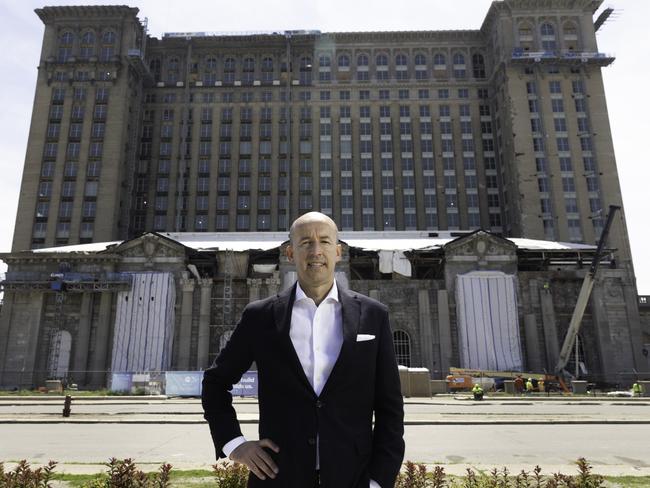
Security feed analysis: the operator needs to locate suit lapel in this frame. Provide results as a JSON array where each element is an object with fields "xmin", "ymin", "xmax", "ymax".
[
  {"xmin": 319, "ymin": 285, "xmax": 360, "ymax": 399},
  {"xmin": 272, "ymin": 284, "xmax": 315, "ymax": 395}
]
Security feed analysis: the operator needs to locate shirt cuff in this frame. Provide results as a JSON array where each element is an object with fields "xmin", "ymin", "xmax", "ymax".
[
  {"xmin": 370, "ymin": 479, "xmax": 381, "ymax": 488},
  {"xmin": 222, "ymin": 436, "xmax": 247, "ymax": 458}
]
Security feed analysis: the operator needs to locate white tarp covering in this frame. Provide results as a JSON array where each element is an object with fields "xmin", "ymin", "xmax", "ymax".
[
  {"xmin": 111, "ymin": 272, "xmax": 176, "ymax": 372},
  {"xmin": 456, "ymin": 271, "xmax": 523, "ymax": 371},
  {"xmin": 378, "ymin": 250, "xmax": 413, "ymax": 276}
]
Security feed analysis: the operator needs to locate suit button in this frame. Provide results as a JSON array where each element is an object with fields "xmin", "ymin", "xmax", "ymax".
[
  {"xmin": 316, "ymin": 400, "xmax": 323, "ymax": 408},
  {"xmin": 308, "ymin": 438, "xmax": 316, "ymax": 445}
]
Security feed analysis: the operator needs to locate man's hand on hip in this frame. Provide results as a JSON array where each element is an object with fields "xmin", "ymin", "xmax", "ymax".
[{"xmin": 230, "ymin": 439, "xmax": 280, "ymax": 480}]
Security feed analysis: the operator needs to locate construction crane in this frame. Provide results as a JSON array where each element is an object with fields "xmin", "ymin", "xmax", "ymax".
[{"xmin": 553, "ymin": 205, "xmax": 620, "ymax": 378}]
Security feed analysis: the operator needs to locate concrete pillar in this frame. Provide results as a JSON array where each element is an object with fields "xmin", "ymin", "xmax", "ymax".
[
  {"xmin": 622, "ymin": 283, "xmax": 646, "ymax": 371},
  {"xmin": 177, "ymin": 278, "xmax": 196, "ymax": 370},
  {"xmin": 197, "ymin": 279, "xmax": 213, "ymax": 370},
  {"xmin": 539, "ymin": 286, "xmax": 559, "ymax": 371},
  {"xmin": 248, "ymin": 278, "xmax": 261, "ymax": 302},
  {"xmin": 72, "ymin": 292, "xmax": 93, "ymax": 386},
  {"xmin": 0, "ymin": 292, "xmax": 44, "ymax": 388},
  {"xmin": 267, "ymin": 276, "xmax": 280, "ymax": 297},
  {"xmin": 0, "ymin": 291, "xmax": 16, "ymax": 385},
  {"xmin": 590, "ymin": 284, "xmax": 619, "ymax": 383},
  {"xmin": 523, "ymin": 313, "xmax": 543, "ymax": 372},
  {"xmin": 417, "ymin": 289, "xmax": 434, "ymax": 373},
  {"xmin": 89, "ymin": 291, "xmax": 113, "ymax": 389},
  {"xmin": 21, "ymin": 293, "xmax": 45, "ymax": 388},
  {"xmin": 437, "ymin": 290, "xmax": 453, "ymax": 374}
]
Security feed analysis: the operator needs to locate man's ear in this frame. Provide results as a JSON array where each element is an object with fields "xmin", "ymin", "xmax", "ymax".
[
  {"xmin": 286, "ymin": 244, "xmax": 294, "ymax": 263},
  {"xmin": 335, "ymin": 243, "xmax": 342, "ymax": 263}
]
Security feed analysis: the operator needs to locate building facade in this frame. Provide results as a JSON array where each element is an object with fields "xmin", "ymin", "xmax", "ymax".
[
  {"xmin": 0, "ymin": 231, "xmax": 647, "ymax": 389},
  {"xmin": 3, "ymin": 1, "xmax": 647, "ymax": 390},
  {"xmin": 11, "ymin": 1, "xmax": 634, "ymax": 272}
]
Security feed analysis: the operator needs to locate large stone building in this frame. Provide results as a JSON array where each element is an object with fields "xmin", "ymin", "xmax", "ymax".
[{"xmin": 2, "ymin": 1, "xmax": 648, "ymax": 389}]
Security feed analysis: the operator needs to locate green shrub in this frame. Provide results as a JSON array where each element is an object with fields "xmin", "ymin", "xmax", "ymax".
[
  {"xmin": 0, "ymin": 460, "xmax": 57, "ymax": 488},
  {"xmin": 394, "ymin": 458, "xmax": 605, "ymax": 488},
  {"xmin": 81, "ymin": 458, "xmax": 171, "ymax": 488},
  {"xmin": 212, "ymin": 462, "xmax": 249, "ymax": 488}
]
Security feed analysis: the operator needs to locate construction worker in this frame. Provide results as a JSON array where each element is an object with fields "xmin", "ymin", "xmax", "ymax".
[
  {"xmin": 514, "ymin": 375, "xmax": 524, "ymax": 394},
  {"xmin": 632, "ymin": 382, "xmax": 643, "ymax": 397},
  {"xmin": 526, "ymin": 378, "xmax": 534, "ymax": 393},
  {"xmin": 472, "ymin": 383, "xmax": 484, "ymax": 401}
]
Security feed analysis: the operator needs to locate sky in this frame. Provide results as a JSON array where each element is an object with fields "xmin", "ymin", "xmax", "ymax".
[{"xmin": 0, "ymin": 0, "xmax": 648, "ymax": 294}]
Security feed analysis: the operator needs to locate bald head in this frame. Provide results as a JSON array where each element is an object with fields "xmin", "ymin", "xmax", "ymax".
[{"xmin": 289, "ymin": 212, "xmax": 339, "ymax": 245}]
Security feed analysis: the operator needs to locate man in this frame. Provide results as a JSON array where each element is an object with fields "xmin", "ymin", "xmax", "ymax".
[{"xmin": 202, "ymin": 212, "xmax": 405, "ymax": 488}]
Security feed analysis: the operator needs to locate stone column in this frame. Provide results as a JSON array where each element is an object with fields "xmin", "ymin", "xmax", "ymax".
[
  {"xmin": 72, "ymin": 292, "xmax": 93, "ymax": 386},
  {"xmin": 418, "ymin": 289, "xmax": 434, "ymax": 373},
  {"xmin": 0, "ymin": 291, "xmax": 15, "ymax": 385},
  {"xmin": 437, "ymin": 290, "xmax": 453, "ymax": 375},
  {"xmin": 267, "ymin": 275, "xmax": 280, "ymax": 297},
  {"xmin": 590, "ymin": 283, "xmax": 619, "ymax": 383},
  {"xmin": 523, "ymin": 313, "xmax": 543, "ymax": 372},
  {"xmin": 539, "ymin": 286, "xmax": 559, "ymax": 371},
  {"xmin": 89, "ymin": 291, "xmax": 113, "ymax": 389},
  {"xmin": 248, "ymin": 278, "xmax": 261, "ymax": 302},
  {"xmin": 177, "ymin": 278, "xmax": 196, "ymax": 371},
  {"xmin": 197, "ymin": 279, "xmax": 213, "ymax": 370},
  {"xmin": 21, "ymin": 293, "xmax": 46, "ymax": 388}
]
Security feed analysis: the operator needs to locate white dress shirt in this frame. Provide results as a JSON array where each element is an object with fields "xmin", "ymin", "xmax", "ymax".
[{"xmin": 223, "ymin": 281, "xmax": 380, "ymax": 488}]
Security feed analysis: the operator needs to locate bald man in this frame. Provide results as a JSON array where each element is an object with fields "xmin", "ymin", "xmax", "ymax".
[{"xmin": 202, "ymin": 212, "xmax": 404, "ymax": 488}]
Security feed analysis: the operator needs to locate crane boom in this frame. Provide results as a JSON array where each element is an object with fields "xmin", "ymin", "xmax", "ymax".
[{"xmin": 553, "ymin": 205, "xmax": 620, "ymax": 375}]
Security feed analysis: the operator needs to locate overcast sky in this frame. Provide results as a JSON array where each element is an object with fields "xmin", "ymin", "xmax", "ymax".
[{"xmin": 0, "ymin": 0, "xmax": 648, "ymax": 294}]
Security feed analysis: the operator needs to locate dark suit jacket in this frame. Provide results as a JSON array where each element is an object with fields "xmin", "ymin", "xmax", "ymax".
[{"xmin": 202, "ymin": 282, "xmax": 405, "ymax": 488}]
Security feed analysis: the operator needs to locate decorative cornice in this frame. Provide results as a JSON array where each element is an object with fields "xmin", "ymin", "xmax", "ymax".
[{"xmin": 35, "ymin": 6, "xmax": 139, "ymax": 24}]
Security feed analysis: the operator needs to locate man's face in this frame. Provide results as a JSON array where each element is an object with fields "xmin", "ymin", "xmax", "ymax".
[{"xmin": 286, "ymin": 219, "xmax": 341, "ymax": 291}]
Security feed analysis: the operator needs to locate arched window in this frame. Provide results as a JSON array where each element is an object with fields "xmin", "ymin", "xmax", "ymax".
[
  {"xmin": 414, "ymin": 53, "xmax": 428, "ymax": 80},
  {"xmin": 100, "ymin": 30, "xmax": 116, "ymax": 62},
  {"xmin": 395, "ymin": 53, "xmax": 409, "ymax": 80},
  {"xmin": 60, "ymin": 31, "xmax": 74, "ymax": 45},
  {"xmin": 338, "ymin": 54, "xmax": 350, "ymax": 68},
  {"xmin": 80, "ymin": 31, "xmax": 95, "ymax": 60},
  {"xmin": 300, "ymin": 56, "xmax": 312, "ymax": 69},
  {"xmin": 58, "ymin": 31, "xmax": 74, "ymax": 63},
  {"xmin": 299, "ymin": 56, "xmax": 312, "ymax": 84},
  {"xmin": 262, "ymin": 57, "xmax": 274, "ymax": 71},
  {"xmin": 540, "ymin": 22, "xmax": 557, "ymax": 51},
  {"xmin": 102, "ymin": 31, "xmax": 116, "ymax": 44},
  {"xmin": 376, "ymin": 53, "xmax": 388, "ymax": 66},
  {"xmin": 205, "ymin": 57, "xmax": 217, "ymax": 70},
  {"xmin": 393, "ymin": 330, "xmax": 411, "ymax": 367},
  {"xmin": 168, "ymin": 57, "xmax": 179, "ymax": 70},
  {"xmin": 453, "ymin": 53, "xmax": 466, "ymax": 78},
  {"xmin": 224, "ymin": 57, "xmax": 236, "ymax": 71},
  {"xmin": 150, "ymin": 58, "xmax": 161, "ymax": 81},
  {"xmin": 261, "ymin": 57, "xmax": 274, "ymax": 84},
  {"xmin": 319, "ymin": 55, "xmax": 331, "ymax": 67},
  {"xmin": 357, "ymin": 54, "xmax": 369, "ymax": 66},
  {"xmin": 433, "ymin": 53, "xmax": 446, "ymax": 68},
  {"xmin": 243, "ymin": 57, "xmax": 255, "ymax": 71},
  {"xmin": 472, "ymin": 53, "xmax": 486, "ymax": 79}
]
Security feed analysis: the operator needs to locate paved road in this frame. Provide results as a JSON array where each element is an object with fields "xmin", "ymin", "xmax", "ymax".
[
  {"xmin": 1, "ymin": 422, "xmax": 649, "ymax": 476},
  {"xmin": 1, "ymin": 397, "xmax": 649, "ymax": 423}
]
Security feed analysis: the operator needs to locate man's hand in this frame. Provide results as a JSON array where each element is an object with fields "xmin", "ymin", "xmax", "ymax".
[{"xmin": 230, "ymin": 439, "xmax": 280, "ymax": 480}]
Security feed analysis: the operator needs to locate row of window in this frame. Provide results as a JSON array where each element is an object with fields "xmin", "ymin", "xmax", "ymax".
[
  {"xmin": 57, "ymin": 30, "xmax": 116, "ymax": 63},
  {"xmin": 152, "ymin": 52, "xmax": 486, "ymax": 73}
]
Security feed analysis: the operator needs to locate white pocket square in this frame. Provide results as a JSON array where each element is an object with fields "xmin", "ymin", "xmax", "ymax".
[{"xmin": 356, "ymin": 334, "xmax": 375, "ymax": 342}]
